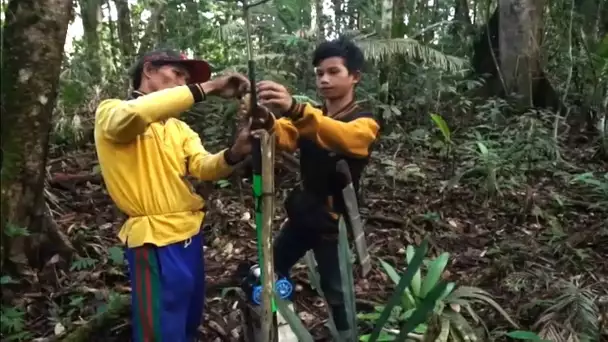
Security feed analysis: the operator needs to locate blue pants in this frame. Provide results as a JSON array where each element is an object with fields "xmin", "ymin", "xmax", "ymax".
[{"xmin": 125, "ymin": 232, "xmax": 205, "ymax": 342}]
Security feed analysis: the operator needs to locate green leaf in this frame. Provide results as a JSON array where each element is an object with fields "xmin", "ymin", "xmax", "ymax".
[
  {"xmin": 379, "ymin": 258, "xmax": 401, "ymax": 285},
  {"xmin": 304, "ymin": 252, "xmax": 340, "ymax": 340},
  {"xmin": 430, "ymin": 114, "xmax": 451, "ymax": 143},
  {"xmin": 360, "ymin": 331, "xmax": 396, "ymax": 341},
  {"xmin": 108, "ymin": 246, "xmax": 125, "ymax": 265},
  {"xmin": 437, "ymin": 282, "xmax": 456, "ymax": 302},
  {"xmin": 476, "ymin": 141, "xmax": 489, "ymax": 157},
  {"xmin": 505, "ymin": 330, "xmax": 550, "ymax": 341},
  {"xmin": 394, "ymin": 281, "xmax": 449, "ymax": 342},
  {"xmin": 406, "ymin": 246, "xmax": 422, "ymax": 298},
  {"xmin": 420, "ymin": 252, "xmax": 449, "ymax": 298},
  {"xmin": 275, "ymin": 298, "xmax": 315, "ymax": 342},
  {"xmin": 368, "ymin": 239, "xmax": 428, "ymax": 342},
  {"xmin": 338, "ymin": 217, "xmax": 359, "ymax": 338},
  {"xmin": 0, "ymin": 275, "xmax": 18, "ymax": 285}
]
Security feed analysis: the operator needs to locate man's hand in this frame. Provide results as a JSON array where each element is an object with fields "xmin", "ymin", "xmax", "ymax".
[
  {"xmin": 227, "ymin": 117, "xmax": 264, "ymax": 162},
  {"xmin": 204, "ymin": 73, "xmax": 250, "ymax": 99},
  {"xmin": 256, "ymin": 80, "xmax": 294, "ymax": 114},
  {"xmin": 239, "ymin": 93, "xmax": 274, "ymax": 130}
]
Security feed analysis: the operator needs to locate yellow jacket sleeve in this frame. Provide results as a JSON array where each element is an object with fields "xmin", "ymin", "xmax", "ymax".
[
  {"xmin": 288, "ymin": 103, "xmax": 379, "ymax": 157},
  {"xmin": 181, "ymin": 123, "xmax": 235, "ymax": 181},
  {"xmin": 95, "ymin": 86, "xmax": 196, "ymax": 143},
  {"xmin": 270, "ymin": 117, "xmax": 300, "ymax": 153}
]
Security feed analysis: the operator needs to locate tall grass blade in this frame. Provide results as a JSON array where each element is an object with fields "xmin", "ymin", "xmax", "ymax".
[
  {"xmin": 275, "ymin": 297, "xmax": 315, "ymax": 342},
  {"xmin": 338, "ymin": 216, "xmax": 359, "ymax": 338},
  {"xmin": 304, "ymin": 252, "xmax": 341, "ymax": 340}
]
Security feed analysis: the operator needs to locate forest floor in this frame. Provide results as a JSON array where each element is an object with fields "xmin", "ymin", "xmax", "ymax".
[{"xmin": 9, "ymin": 136, "xmax": 607, "ymax": 342}]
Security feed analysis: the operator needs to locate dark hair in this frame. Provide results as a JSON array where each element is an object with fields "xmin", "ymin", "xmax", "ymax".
[
  {"xmin": 311, "ymin": 36, "xmax": 364, "ymax": 73},
  {"xmin": 129, "ymin": 47, "xmax": 181, "ymax": 89}
]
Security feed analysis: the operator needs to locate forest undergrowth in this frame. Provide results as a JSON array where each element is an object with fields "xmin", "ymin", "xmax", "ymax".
[{"xmin": 1, "ymin": 96, "xmax": 606, "ymax": 341}]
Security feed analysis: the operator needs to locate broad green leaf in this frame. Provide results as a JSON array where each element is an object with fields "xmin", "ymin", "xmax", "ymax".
[
  {"xmin": 394, "ymin": 281, "xmax": 448, "ymax": 342},
  {"xmin": 505, "ymin": 330, "xmax": 550, "ymax": 341},
  {"xmin": 360, "ymin": 331, "xmax": 396, "ymax": 341},
  {"xmin": 108, "ymin": 246, "xmax": 125, "ymax": 265},
  {"xmin": 437, "ymin": 282, "xmax": 456, "ymax": 302},
  {"xmin": 420, "ymin": 252, "xmax": 449, "ymax": 298},
  {"xmin": 379, "ymin": 258, "xmax": 401, "ymax": 285},
  {"xmin": 430, "ymin": 113, "xmax": 451, "ymax": 143},
  {"xmin": 476, "ymin": 141, "xmax": 489, "ymax": 157}
]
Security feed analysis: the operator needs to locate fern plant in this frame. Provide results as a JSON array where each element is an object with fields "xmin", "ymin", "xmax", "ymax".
[{"xmin": 530, "ymin": 281, "xmax": 601, "ymax": 342}]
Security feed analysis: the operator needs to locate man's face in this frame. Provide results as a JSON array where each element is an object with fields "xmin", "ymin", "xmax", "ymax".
[
  {"xmin": 144, "ymin": 63, "xmax": 190, "ymax": 92},
  {"xmin": 314, "ymin": 57, "xmax": 360, "ymax": 100}
]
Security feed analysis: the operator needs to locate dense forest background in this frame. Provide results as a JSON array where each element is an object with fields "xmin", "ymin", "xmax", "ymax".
[{"xmin": 1, "ymin": 0, "xmax": 607, "ymax": 341}]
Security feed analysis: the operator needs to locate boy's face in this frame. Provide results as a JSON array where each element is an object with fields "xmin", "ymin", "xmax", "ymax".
[{"xmin": 314, "ymin": 57, "xmax": 360, "ymax": 100}]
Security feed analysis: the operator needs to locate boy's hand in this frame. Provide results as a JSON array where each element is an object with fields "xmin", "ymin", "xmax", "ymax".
[
  {"xmin": 256, "ymin": 80, "xmax": 294, "ymax": 114},
  {"xmin": 204, "ymin": 73, "xmax": 250, "ymax": 99}
]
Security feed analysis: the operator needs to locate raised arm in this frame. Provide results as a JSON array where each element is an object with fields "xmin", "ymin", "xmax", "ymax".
[
  {"xmin": 95, "ymin": 85, "xmax": 208, "ymax": 143},
  {"xmin": 287, "ymin": 103, "xmax": 379, "ymax": 157}
]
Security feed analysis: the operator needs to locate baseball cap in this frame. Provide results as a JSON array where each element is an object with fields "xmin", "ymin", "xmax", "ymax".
[{"xmin": 130, "ymin": 48, "xmax": 212, "ymax": 86}]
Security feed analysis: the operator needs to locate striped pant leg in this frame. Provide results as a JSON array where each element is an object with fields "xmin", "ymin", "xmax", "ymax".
[{"xmin": 126, "ymin": 238, "xmax": 202, "ymax": 342}]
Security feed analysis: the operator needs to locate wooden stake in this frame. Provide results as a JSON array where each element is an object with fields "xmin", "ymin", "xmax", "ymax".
[{"xmin": 259, "ymin": 129, "xmax": 277, "ymax": 342}]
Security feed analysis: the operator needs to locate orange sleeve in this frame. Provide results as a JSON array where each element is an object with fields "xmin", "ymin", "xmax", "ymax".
[
  {"xmin": 266, "ymin": 116, "xmax": 300, "ymax": 153},
  {"xmin": 287, "ymin": 103, "xmax": 379, "ymax": 157}
]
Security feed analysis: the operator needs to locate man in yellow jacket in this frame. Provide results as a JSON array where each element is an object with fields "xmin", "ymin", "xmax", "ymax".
[{"xmin": 94, "ymin": 49, "xmax": 252, "ymax": 342}]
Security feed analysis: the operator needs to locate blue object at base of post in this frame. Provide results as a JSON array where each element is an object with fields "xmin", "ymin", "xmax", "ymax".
[{"xmin": 251, "ymin": 278, "xmax": 294, "ymax": 305}]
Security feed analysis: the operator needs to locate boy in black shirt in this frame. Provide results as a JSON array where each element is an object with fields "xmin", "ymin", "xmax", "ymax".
[{"xmin": 242, "ymin": 37, "xmax": 379, "ymax": 338}]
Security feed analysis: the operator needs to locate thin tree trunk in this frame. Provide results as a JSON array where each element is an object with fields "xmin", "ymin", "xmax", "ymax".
[
  {"xmin": 79, "ymin": 0, "xmax": 103, "ymax": 81},
  {"xmin": 0, "ymin": 0, "xmax": 75, "ymax": 275},
  {"xmin": 136, "ymin": 3, "xmax": 166, "ymax": 56},
  {"xmin": 114, "ymin": 0, "xmax": 134, "ymax": 64}
]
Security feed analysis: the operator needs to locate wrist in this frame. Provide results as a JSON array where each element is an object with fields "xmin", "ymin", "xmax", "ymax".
[
  {"xmin": 199, "ymin": 80, "xmax": 217, "ymax": 96},
  {"xmin": 224, "ymin": 146, "xmax": 244, "ymax": 166},
  {"xmin": 282, "ymin": 97, "xmax": 300, "ymax": 119}
]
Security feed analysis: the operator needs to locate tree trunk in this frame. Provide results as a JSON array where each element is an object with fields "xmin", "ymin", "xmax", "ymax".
[
  {"xmin": 0, "ymin": 0, "xmax": 75, "ymax": 275},
  {"xmin": 312, "ymin": 0, "xmax": 323, "ymax": 42},
  {"xmin": 79, "ymin": 0, "xmax": 103, "ymax": 81},
  {"xmin": 114, "ymin": 0, "xmax": 134, "ymax": 65},
  {"xmin": 391, "ymin": 0, "xmax": 406, "ymax": 38},
  {"xmin": 136, "ymin": 3, "xmax": 166, "ymax": 57},
  {"xmin": 499, "ymin": 0, "xmax": 546, "ymax": 107}
]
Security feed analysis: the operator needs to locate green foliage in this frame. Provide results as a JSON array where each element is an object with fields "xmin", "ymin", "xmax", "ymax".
[
  {"xmin": 361, "ymin": 243, "xmax": 519, "ymax": 341},
  {"xmin": 0, "ymin": 306, "xmax": 32, "ymax": 341},
  {"xmin": 30, "ymin": 0, "xmax": 608, "ymax": 341},
  {"xmin": 506, "ymin": 330, "xmax": 551, "ymax": 341},
  {"xmin": 70, "ymin": 256, "xmax": 98, "ymax": 271}
]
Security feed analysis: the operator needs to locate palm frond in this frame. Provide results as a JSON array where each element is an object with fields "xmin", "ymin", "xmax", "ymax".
[
  {"xmin": 355, "ymin": 38, "xmax": 468, "ymax": 72},
  {"xmin": 533, "ymin": 281, "xmax": 600, "ymax": 342}
]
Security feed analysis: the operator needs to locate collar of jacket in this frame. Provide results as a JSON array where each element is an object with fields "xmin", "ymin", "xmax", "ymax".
[
  {"xmin": 127, "ymin": 90, "xmax": 146, "ymax": 100},
  {"xmin": 322, "ymin": 99, "xmax": 359, "ymax": 120}
]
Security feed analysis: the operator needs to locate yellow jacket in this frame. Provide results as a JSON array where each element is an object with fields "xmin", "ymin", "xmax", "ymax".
[{"xmin": 94, "ymin": 86, "xmax": 236, "ymax": 248}]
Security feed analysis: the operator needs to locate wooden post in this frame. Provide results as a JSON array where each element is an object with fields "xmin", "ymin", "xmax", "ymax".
[{"xmin": 259, "ymin": 129, "xmax": 277, "ymax": 342}]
